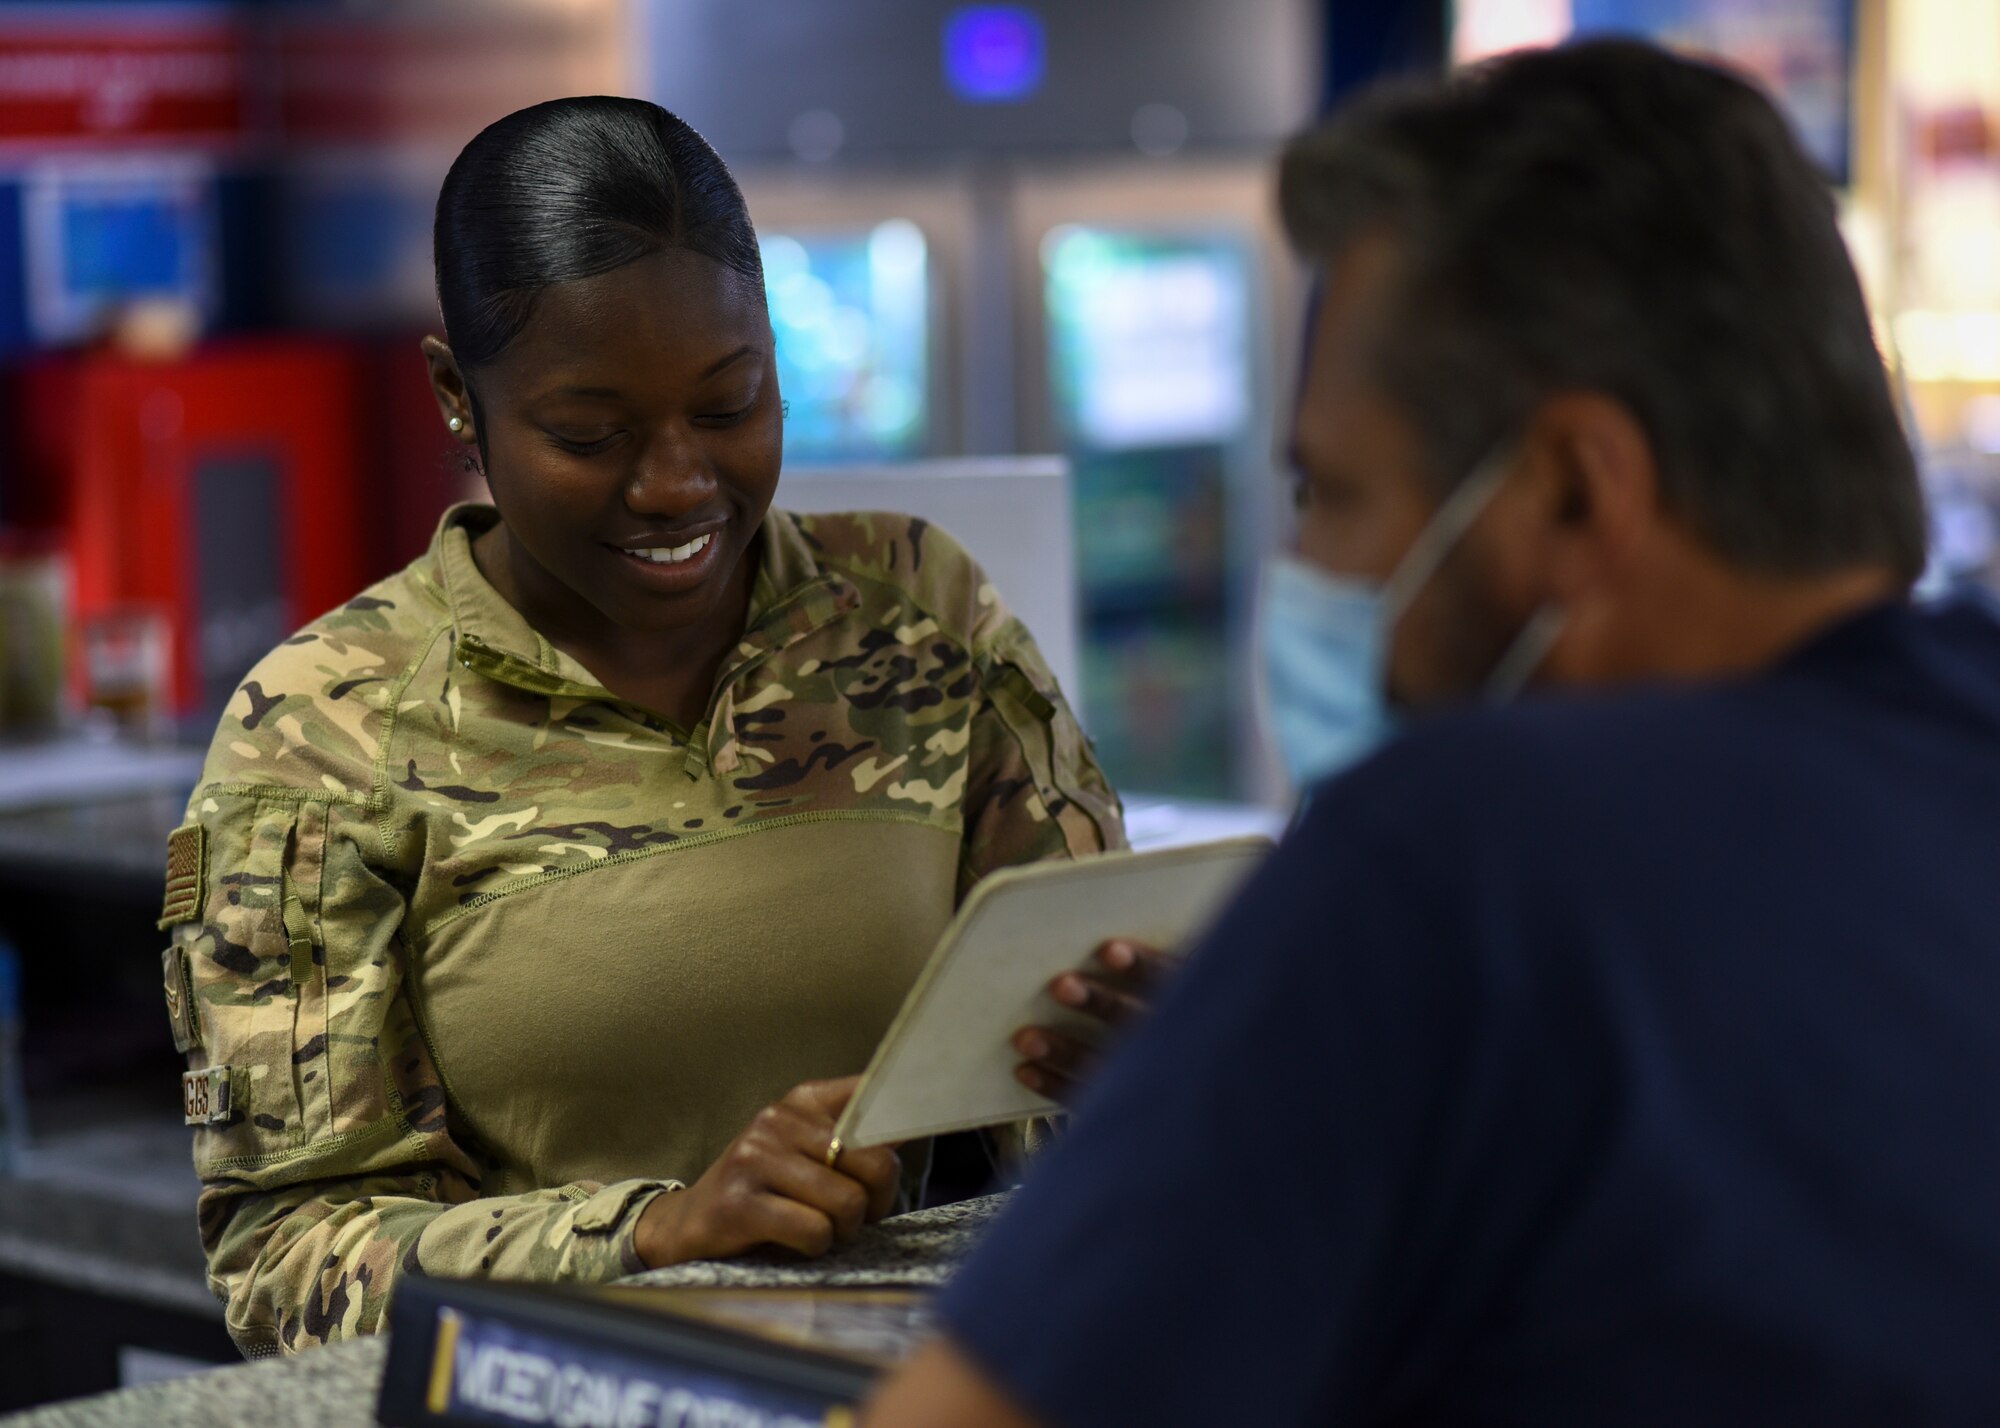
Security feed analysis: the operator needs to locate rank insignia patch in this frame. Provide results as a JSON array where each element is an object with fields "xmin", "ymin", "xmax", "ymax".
[
  {"xmin": 159, "ymin": 824, "xmax": 205, "ymax": 929},
  {"xmin": 162, "ymin": 944, "xmax": 201, "ymax": 1054},
  {"xmin": 182, "ymin": 1065, "xmax": 234, "ymax": 1127}
]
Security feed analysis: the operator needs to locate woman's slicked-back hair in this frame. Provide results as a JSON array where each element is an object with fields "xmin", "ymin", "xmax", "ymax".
[{"xmin": 434, "ymin": 96, "xmax": 762, "ymax": 372}]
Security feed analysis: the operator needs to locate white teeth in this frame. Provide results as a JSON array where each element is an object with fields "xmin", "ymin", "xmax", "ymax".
[{"xmin": 630, "ymin": 533, "xmax": 713, "ymax": 565}]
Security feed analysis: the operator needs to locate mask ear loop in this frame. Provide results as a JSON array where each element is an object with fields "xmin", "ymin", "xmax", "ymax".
[
  {"xmin": 1377, "ymin": 444, "xmax": 1564, "ymax": 703},
  {"xmin": 1484, "ymin": 604, "xmax": 1564, "ymax": 703},
  {"xmin": 1379, "ymin": 444, "xmax": 1518, "ymax": 628}
]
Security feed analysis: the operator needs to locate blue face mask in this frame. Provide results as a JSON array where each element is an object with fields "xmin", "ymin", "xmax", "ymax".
[{"xmin": 1259, "ymin": 449, "xmax": 1565, "ymax": 794}]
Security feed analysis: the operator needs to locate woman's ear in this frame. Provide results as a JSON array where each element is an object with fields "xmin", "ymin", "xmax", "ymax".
[{"xmin": 421, "ymin": 336, "xmax": 480, "ymax": 448}]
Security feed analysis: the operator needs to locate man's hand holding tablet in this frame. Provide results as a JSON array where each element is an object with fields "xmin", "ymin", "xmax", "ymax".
[{"xmin": 1012, "ymin": 939, "xmax": 1178, "ymax": 1103}]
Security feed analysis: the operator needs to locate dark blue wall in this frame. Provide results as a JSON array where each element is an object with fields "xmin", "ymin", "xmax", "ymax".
[{"xmin": 1321, "ymin": 0, "xmax": 1447, "ymax": 110}]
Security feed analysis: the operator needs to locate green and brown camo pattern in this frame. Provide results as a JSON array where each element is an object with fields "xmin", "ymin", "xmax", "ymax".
[{"xmin": 166, "ymin": 503, "xmax": 1124, "ymax": 1357}]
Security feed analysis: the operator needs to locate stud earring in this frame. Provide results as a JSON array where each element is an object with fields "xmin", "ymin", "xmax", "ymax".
[{"xmin": 448, "ymin": 416, "xmax": 465, "ymax": 433}]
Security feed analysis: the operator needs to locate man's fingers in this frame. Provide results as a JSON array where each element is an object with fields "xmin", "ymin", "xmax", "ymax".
[
  {"xmin": 1096, "ymin": 938, "xmax": 1178, "ymax": 986},
  {"xmin": 1021, "ymin": 946, "xmax": 1176, "ymax": 1097},
  {"xmin": 1014, "ymin": 1060, "xmax": 1070, "ymax": 1101},
  {"xmin": 1013, "ymin": 1025, "xmax": 1095, "ymax": 1081},
  {"xmin": 1012, "ymin": 1027, "xmax": 1093, "ymax": 1106},
  {"xmin": 1048, "ymin": 971, "xmax": 1149, "ymax": 1025}
]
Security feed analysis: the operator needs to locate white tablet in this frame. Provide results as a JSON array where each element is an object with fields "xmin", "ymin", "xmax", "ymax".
[{"xmin": 834, "ymin": 837, "xmax": 1274, "ymax": 1149}]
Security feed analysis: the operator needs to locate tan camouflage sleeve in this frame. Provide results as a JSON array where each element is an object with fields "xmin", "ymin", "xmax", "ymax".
[
  {"xmin": 171, "ymin": 788, "xmax": 677, "ymax": 1357},
  {"xmin": 956, "ymin": 618, "xmax": 1125, "ymax": 1169},
  {"xmin": 958, "ymin": 615, "xmax": 1128, "ymax": 897}
]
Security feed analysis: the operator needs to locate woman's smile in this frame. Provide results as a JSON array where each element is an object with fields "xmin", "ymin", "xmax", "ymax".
[{"xmin": 605, "ymin": 521, "xmax": 727, "ymax": 593}]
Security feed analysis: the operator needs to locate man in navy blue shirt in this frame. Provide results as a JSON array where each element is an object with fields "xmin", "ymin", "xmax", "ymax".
[{"xmin": 865, "ymin": 40, "xmax": 2000, "ymax": 1427}]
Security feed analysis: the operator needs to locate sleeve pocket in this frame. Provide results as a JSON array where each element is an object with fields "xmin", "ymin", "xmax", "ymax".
[
  {"xmin": 981, "ymin": 627, "xmax": 1125, "ymax": 857},
  {"xmin": 185, "ymin": 801, "xmax": 325, "ymax": 1167}
]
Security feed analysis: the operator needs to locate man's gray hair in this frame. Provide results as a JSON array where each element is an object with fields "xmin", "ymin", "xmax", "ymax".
[{"xmin": 1279, "ymin": 39, "xmax": 1927, "ymax": 583}]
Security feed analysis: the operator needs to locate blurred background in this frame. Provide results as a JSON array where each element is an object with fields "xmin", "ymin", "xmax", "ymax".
[{"xmin": 0, "ymin": 0, "xmax": 1995, "ymax": 1407}]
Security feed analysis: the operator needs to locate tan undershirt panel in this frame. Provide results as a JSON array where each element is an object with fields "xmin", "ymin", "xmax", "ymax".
[{"xmin": 414, "ymin": 818, "xmax": 960, "ymax": 1191}]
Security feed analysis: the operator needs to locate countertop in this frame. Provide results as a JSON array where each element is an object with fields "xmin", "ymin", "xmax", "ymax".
[{"xmin": 3, "ymin": 1193, "xmax": 1005, "ymax": 1428}]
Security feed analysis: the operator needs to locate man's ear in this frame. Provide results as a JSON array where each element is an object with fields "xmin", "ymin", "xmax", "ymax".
[
  {"xmin": 421, "ymin": 336, "xmax": 480, "ymax": 449},
  {"xmin": 1516, "ymin": 391, "xmax": 1660, "ymax": 603}
]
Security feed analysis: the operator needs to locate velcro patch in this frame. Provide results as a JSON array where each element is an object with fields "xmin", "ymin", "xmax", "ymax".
[
  {"xmin": 159, "ymin": 824, "xmax": 206, "ymax": 929},
  {"xmin": 162, "ymin": 944, "xmax": 201, "ymax": 1054},
  {"xmin": 181, "ymin": 1065, "xmax": 234, "ymax": 1127}
]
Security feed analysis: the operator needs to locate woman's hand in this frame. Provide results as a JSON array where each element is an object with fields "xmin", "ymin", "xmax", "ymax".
[
  {"xmin": 635, "ymin": 1075, "xmax": 900, "ymax": 1268},
  {"xmin": 1011, "ymin": 939, "xmax": 1178, "ymax": 1105}
]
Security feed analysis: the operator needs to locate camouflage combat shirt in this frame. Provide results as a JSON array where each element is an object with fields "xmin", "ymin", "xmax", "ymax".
[{"xmin": 161, "ymin": 503, "xmax": 1124, "ymax": 1357}]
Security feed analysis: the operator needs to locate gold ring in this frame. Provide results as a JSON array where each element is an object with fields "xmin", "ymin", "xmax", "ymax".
[{"xmin": 824, "ymin": 1135, "xmax": 843, "ymax": 1169}]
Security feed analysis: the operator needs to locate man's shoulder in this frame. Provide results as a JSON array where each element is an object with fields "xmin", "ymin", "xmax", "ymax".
[
  {"xmin": 1337, "ymin": 594, "xmax": 2000, "ymax": 824},
  {"xmin": 785, "ymin": 509, "xmax": 1007, "ymax": 651},
  {"xmin": 1307, "ymin": 681, "xmax": 1746, "ymax": 849}
]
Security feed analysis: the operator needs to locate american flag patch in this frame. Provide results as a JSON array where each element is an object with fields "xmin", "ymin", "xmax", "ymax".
[{"xmin": 159, "ymin": 823, "xmax": 206, "ymax": 928}]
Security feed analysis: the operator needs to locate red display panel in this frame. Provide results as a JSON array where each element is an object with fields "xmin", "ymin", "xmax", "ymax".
[
  {"xmin": 0, "ymin": 18, "xmax": 249, "ymax": 149},
  {"xmin": 15, "ymin": 340, "xmax": 369, "ymax": 719}
]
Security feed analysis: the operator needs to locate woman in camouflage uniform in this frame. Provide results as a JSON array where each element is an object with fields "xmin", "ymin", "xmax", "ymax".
[{"xmin": 160, "ymin": 97, "xmax": 1125, "ymax": 1357}]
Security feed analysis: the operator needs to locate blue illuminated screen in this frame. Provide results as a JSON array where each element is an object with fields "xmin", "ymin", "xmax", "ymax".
[
  {"xmin": 944, "ymin": 5, "xmax": 1046, "ymax": 103},
  {"xmin": 63, "ymin": 194, "xmax": 189, "ymax": 295},
  {"xmin": 1044, "ymin": 227, "xmax": 1252, "ymax": 453},
  {"xmin": 762, "ymin": 222, "xmax": 931, "ymax": 462}
]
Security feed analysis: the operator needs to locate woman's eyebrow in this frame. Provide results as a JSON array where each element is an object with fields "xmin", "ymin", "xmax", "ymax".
[
  {"xmin": 699, "ymin": 344, "xmax": 759, "ymax": 378},
  {"xmin": 531, "ymin": 345, "xmax": 761, "ymax": 403}
]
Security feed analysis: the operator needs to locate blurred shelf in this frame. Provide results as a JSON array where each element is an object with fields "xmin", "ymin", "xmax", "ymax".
[
  {"xmin": 1121, "ymin": 793, "xmax": 1285, "ymax": 851},
  {"xmin": 0, "ymin": 739, "xmax": 204, "ymax": 815},
  {"xmin": 0, "ymin": 790, "xmax": 191, "ymax": 895},
  {"xmin": 0, "ymin": 1096, "xmax": 233, "ymax": 1412},
  {"xmin": 0, "ymin": 738, "xmax": 199, "ymax": 895},
  {"xmin": 1, "ymin": 1088, "xmax": 213, "ymax": 1319}
]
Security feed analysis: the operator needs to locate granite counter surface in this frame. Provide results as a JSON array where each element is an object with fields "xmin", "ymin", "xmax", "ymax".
[{"xmin": 3, "ymin": 1193, "xmax": 1005, "ymax": 1428}]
